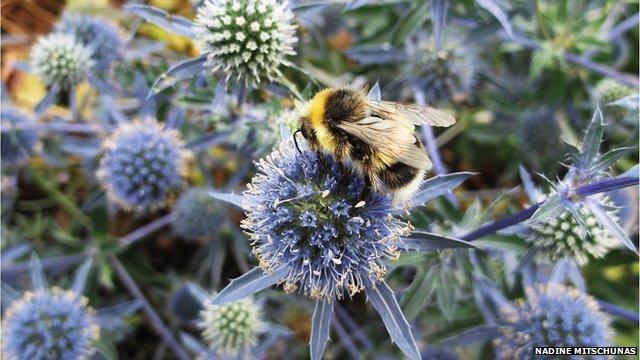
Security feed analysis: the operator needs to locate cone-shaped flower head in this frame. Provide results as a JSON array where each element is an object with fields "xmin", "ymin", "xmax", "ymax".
[
  {"xmin": 198, "ymin": 298, "xmax": 263, "ymax": 357},
  {"xmin": 242, "ymin": 141, "xmax": 409, "ymax": 301},
  {"xmin": 528, "ymin": 198, "xmax": 618, "ymax": 265},
  {"xmin": 1, "ymin": 106, "xmax": 38, "ymax": 166},
  {"xmin": 2, "ymin": 287, "xmax": 100, "ymax": 360},
  {"xmin": 54, "ymin": 14, "xmax": 124, "ymax": 64},
  {"xmin": 29, "ymin": 33, "xmax": 94, "ymax": 88},
  {"xmin": 194, "ymin": 0, "xmax": 297, "ymax": 84},
  {"xmin": 405, "ymin": 32, "xmax": 477, "ymax": 103},
  {"xmin": 97, "ymin": 119, "xmax": 190, "ymax": 212},
  {"xmin": 172, "ymin": 188, "xmax": 226, "ymax": 240},
  {"xmin": 495, "ymin": 284, "xmax": 611, "ymax": 359}
]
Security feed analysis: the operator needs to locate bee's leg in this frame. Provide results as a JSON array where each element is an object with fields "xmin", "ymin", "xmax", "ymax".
[{"xmin": 360, "ymin": 174, "xmax": 374, "ymax": 200}]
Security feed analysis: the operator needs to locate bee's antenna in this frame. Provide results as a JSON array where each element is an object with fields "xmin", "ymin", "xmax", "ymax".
[{"xmin": 293, "ymin": 129, "xmax": 303, "ymax": 154}]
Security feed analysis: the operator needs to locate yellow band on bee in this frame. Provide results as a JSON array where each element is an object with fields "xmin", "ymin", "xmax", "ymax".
[{"xmin": 308, "ymin": 89, "xmax": 338, "ymax": 152}]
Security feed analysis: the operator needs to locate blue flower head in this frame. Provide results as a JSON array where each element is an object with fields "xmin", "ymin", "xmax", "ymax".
[
  {"xmin": 54, "ymin": 13, "xmax": 124, "ymax": 65},
  {"xmin": 29, "ymin": 33, "xmax": 94, "ymax": 88},
  {"xmin": 495, "ymin": 283, "xmax": 611, "ymax": 359},
  {"xmin": 97, "ymin": 118, "xmax": 191, "ymax": 212},
  {"xmin": 1, "ymin": 106, "xmax": 38, "ymax": 166},
  {"xmin": 172, "ymin": 188, "xmax": 227, "ymax": 240},
  {"xmin": 517, "ymin": 107, "xmax": 563, "ymax": 163},
  {"xmin": 2, "ymin": 287, "xmax": 100, "ymax": 360},
  {"xmin": 242, "ymin": 141, "xmax": 409, "ymax": 301}
]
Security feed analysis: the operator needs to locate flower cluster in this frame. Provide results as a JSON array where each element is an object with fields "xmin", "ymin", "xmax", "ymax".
[
  {"xmin": 517, "ymin": 107, "xmax": 562, "ymax": 163},
  {"xmin": 527, "ymin": 199, "xmax": 619, "ymax": 265},
  {"xmin": 198, "ymin": 297, "xmax": 263, "ymax": 357},
  {"xmin": 29, "ymin": 33, "xmax": 94, "ymax": 88},
  {"xmin": 54, "ymin": 14, "xmax": 124, "ymax": 65},
  {"xmin": 97, "ymin": 119, "xmax": 190, "ymax": 212},
  {"xmin": 1, "ymin": 106, "xmax": 38, "ymax": 166},
  {"xmin": 193, "ymin": 0, "xmax": 297, "ymax": 84},
  {"xmin": 2, "ymin": 287, "xmax": 100, "ymax": 360},
  {"xmin": 495, "ymin": 283, "xmax": 611, "ymax": 359},
  {"xmin": 172, "ymin": 188, "xmax": 226, "ymax": 240},
  {"xmin": 242, "ymin": 141, "xmax": 409, "ymax": 301}
]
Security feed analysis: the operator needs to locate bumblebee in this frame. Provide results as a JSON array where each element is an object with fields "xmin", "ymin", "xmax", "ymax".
[{"xmin": 296, "ymin": 87, "xmax": 455, "ymax": 204}]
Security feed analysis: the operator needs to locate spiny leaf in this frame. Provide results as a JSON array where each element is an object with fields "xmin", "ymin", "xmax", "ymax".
[
  {"xmin": 401, "ymin": 232, "xmax": 480, "ymax": 251},
  {"xmin": 71, "ymin": 259, "xmax": 93, "ymax": 294},
  {"xmin": 125, "ymin": 4, "xmax": 196, "ymax": 38},
  {"xmin": 528, "ymin": 194, "xmax": 565, "ymax": 224},
  {"xmin": 476, "ymin": 0, "xmax": 514, "ymax": 38},
  {"xmin": 29, "ymin": 253, "xmax": 47, "ymax": 291},
  {"xmin": 212, "ymin": 267, "xmax": 283, "ymax": 305},
  {"xmin": 439, "ymin": 325, "xmax": 502, "ymax": 346},
  {"xmin": 587, "ymin": 200, "xmax": 638, "ymax": 254},
  {"xmin": 580, "ymin": 105, "xmax": 605, "ymax": 168},
  {"xmin": 411, "ymin": 172, "xmax": 475, "ymax": 208},
  {"xmin": 149, "ymin": 56, "xmax": 207, "ymax": 96},
  {"xmin": 400, "ymin": 266, "xmax": 438, "ymax": 321},
  {"xmin": 365, "ymin": 281, "xmax": 420, "ymax": 360},
  {"xmin": 208, "ymin": 191, "xmax": 244, "ymax": 209},
  {"xmin": 310, "ymin": 300, "xmax": 333, "ymax": 360}
]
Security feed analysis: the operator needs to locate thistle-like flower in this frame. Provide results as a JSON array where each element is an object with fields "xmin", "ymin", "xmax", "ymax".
[
  {"xmin": 242, "ymin": 141, "xmax": 409, "ymax": 301},
  {"xmin": 1, "ymin": 257, "xmax": 138, "ymax": 360},
  {"xmin": 193, "ymin": 0, "xmax": 297, "ymax": 84},
  {"xmin": 54, "ymin": 13, "xmax": 124, "ymax": 65},
  {"xmin": 495, "ymin": 283, "xmax": 611, "ymax": 359},
  {"xmin": 593, "ymin": 79, "xmax": 635, "ymax": 120},
  {"xmin": 2, "ymin": 287, "xmax": 100, "ymax": 360},
  {"xmin": 527, "ymin": 199, "xmax": 619, "ymax": 265},
  {"xmin": 405, "ymin": 32, "xmax": 477, "ymax": 103},
  {"xmin": 29, "ymin": 33, "xmax": 94, "ymax": 88},
  {"xmin": 172, "ymin": 188, "xmax": 226, "ymax": 240},
  {"xmin": 198, "ymin": 297, "xmax": 263, "ymax": 357},
  {"xmin": 1, "ymin": 106, "xmax": 38, "ymax": 166},
  {"xmin": 97, "ymin": 119, "xmax": 190, "ymax": 212}
]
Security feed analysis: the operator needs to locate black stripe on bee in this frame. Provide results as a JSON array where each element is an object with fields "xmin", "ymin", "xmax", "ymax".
[
  {"xmin": 379, "ymin": 162, "xmax": 419, "ymax": 190},
  {"xmin": 323, "ymin": 88, "xmax": 366, "ymax": 124}
]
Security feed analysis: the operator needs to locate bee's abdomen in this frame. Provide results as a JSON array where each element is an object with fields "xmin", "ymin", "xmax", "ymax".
[{"xmin": 378, "ymin": 162, "xmax": 420, "ymax": 190}]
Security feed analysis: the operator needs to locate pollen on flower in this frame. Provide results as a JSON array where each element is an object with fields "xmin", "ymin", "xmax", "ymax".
[
  {"xmin": 193, "ymin": 0, "xmax": 297, "ymax": 84},
  {"xmin": 241, "ymin": 141, "xmax": 407, "ymax": 301}
]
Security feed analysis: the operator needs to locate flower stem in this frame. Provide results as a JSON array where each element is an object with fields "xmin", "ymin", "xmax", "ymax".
[
  {"xmin": 110, "ymin": 255, "xmax": 190, "ymax": 360},
  {"xmin": 461, "ymin": 176, "xmax": 639, "ymax": 241}
]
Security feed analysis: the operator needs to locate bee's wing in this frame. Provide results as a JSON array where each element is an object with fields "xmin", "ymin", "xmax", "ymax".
[
  {"xmin": 366, "ymin": 100, "xmax": 456, "ymax": 127},
  {"xmin": 337, "ymin": 117, "xmax": 432, "ymax": 170}
]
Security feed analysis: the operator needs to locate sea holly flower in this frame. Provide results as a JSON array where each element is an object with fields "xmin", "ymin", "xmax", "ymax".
[
  {"xmin": 1, "ymin": 104, "xmax": 38, "ymax": 166},
  {"xmin": 1, "ymin": 255, "xmax": 139, "ymax": 360},
  {"xmin": 97, "ymin": 118, "xmax": 191, "ymax": 212},
  {"xmin": 526, "ymin": 106, "xmax": 639, "ymax": 256},
  {"xmin": 54, "ymin": 13, "xmax": 124, "ymax": 66},
  {"xmin": 203, "ymin": 139, "xmax": 475, "ymax": 360},
  {"xmin": 125, "ymin": 0, "xmax": 298, "ymax": 99},
  {"xmin": 173, "ymin": 283, "xmax": 291, "ymax": 360},
  {"xmin": 172, "ymin": 188, "xmax": 228, "ymax": 240},
  {"xmin": 29, "ymin": 33, "xmax": 94, "ymax": 89},
  {"xmin": 494, "ymin": 283, "xmax": 611, "ymax": 359}
]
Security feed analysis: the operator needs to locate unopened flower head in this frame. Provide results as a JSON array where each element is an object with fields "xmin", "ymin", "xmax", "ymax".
[
  {"xmin": 495, "ymin": 283, "xmax": 611, "ymax": 359},
  {"xmin": 198, "ymin": 297, "xmax": 263, "ymax": 357},
  {"xmin": 29, "ymin": 33, "xmax": 94, "ymax": 88},
  {"xmin": 242, "ymin": 141, "xmax": 408, "ymax": 301},
  {"xmin": 594, "ymin": 79, "xmax": 635, "ymax": 119},
  {"xmin": 172, "ymin": 188, "xmax": 226, "ymax": 240},
  {"xmin": 54, "ymin": 14, "xmax": 124, "ymax": 64},
  {"xmin": 406, "ymin": 32, "xmax": 477, "ymax": 103},
  {"xmin": 528, "ymin": 198, "xmax": 618, "ymax": 265},
  {"xmin": 194, "ymin": 0, "xmax": 297, "ymax": 84},
  {"xmin": 97, "ymin": 119, "xmax": 190, "ymax": 212},
  {"xmin": 2, "ymin": 287, "xmax": 100, "ymax": 360},
  {"xmin": 1, "ymin": 106, "xmax": 38, "ymax": 166},
  {"xmin": 517, "ymin": 107, "xmax": 563, "ymax": 163}
]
